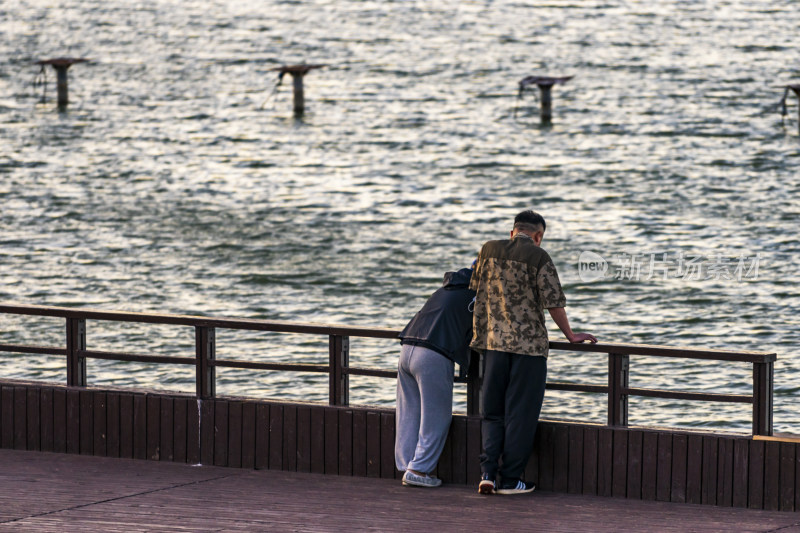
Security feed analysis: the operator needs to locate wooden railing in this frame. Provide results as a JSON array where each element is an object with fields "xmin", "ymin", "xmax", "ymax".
[{"xmin": 0, "ymin": 304, "xmax": 776, "ymax": 435}]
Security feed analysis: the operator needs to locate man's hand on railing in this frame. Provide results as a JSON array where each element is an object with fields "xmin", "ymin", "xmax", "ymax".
[{"xmin": 568, "ymin": 332, "xmax": 597, "ymax": 344}]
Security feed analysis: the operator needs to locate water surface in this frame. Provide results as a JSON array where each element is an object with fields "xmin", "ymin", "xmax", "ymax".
[{"xmin": 1, "ymin": 0, "xmax": 799, "ymax": 433}]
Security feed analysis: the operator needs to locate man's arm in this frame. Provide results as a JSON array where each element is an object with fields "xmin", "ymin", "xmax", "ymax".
[{"xmin": 547, "ymin": 307, "xmax": 597, "ymax": 344}]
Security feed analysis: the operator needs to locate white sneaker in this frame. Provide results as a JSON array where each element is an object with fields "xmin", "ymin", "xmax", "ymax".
[{"xmin": 402, "ymin": 471, "xmax": 442, "ymax": 488}]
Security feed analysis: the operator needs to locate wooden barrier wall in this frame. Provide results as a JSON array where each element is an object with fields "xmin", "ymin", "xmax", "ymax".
[{"xmin": 1, "ymin": 380, "xmax": 797, "ymax": 512}]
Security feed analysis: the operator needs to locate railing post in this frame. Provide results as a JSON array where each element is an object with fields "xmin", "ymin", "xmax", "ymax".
[
  {"xmin": 66, "ymin": 317, "xmax": 86, "ymax": 387},
  {"xmin": 196, "ymin": 326, "xmax": 216, "ymax": 399},
  {"xmin": 752, "ymin": 361, "xmax": 773, "ymax": 436},
  {"xmin": 329, "ymin": 334, "xmax": 349, "ymax": 406},
  {"xmin": 608, "ymin": 352, "xmax": 629, "ymax": 427}
]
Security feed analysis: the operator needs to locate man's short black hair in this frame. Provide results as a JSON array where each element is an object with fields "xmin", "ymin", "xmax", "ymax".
[{"xmin": 514, "ymin": 210, "xmax": 546, "ymax": 233}]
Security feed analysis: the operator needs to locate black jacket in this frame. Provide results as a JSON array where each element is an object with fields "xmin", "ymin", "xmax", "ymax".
[{"xmin": 399, "ymin": 268, "xmax": 476, "ymax": 367}]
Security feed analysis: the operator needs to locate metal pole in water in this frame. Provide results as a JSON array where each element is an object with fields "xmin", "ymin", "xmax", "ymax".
[
  {"xmin": 792, "ymin": 85, "xmax": 800, "ymax": 136},
  {"xmin": 291, "ymin": 72, "xmax": 305, "ymax": 115},
  {"xmin": 35, "ymin": 57, "xmax": 88, "ymax": 110},
  {"xmin": 269, "ymin": 64, "xmax": 325, "ymax": 116},
  {"xmin": 517, "ymin": 75, "xmax": 573, "ymax": 124},
  {"xmin": 539, "ymin": 84, "xmax": 553, "ymax": 123},
  {"xmin": 55, "ymin": 65, "xmax": 69, "ymax": 108}
]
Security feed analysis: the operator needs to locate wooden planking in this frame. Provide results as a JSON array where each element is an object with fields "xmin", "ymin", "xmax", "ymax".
[
  {"xmin": 309, "ymin": 406, "xmax": 325, "ymax": 474},
  {"xmin": 450, "ymin": 416, "xmax": 467, "ymax": 485},
  {"xmin": 187, "ymin": 397, "xmax": 201, "ymax": 464},
  {"xmin": 733, "ymin": 439, "xmax": 749, "ymax": 508},
  {"xmin": 717, "ymin": 437, "xmax": 734, "ymax": 507},
  {"xmin": 79, "ymin": 390, "xmax": 93, "ymax": 455},
  {"xmin": 269, "ymin": 404, "xmax": 283, "ymax": 470},
  {"xmin": 338, "ymin": 409, "xmax": 354, "ymax": 477},
  {"xmin": 283, "ymin": 405, "xmax": 297, "ymax": 472},
  {"xmin": 106, "ymin": 392, "xmax": 120, "ymax": 459},
  {"xmin": 612, "ymin": 429, "xmax": 627, "ymax": 498},
  {"xmin": 4, "ymin": 448, "xmax": 800, "ymax": 533},
  {"xmin": 309, "ymin": 406, "xmax": 326, "ymax": 474},
  {"xmin": 160, "ymin": 397, "xmax": 174, "ymax": 462},
  {"xmin": 146, "ymin": 395, "xmax": 160, "ymax": 461},
  {"xmin": 537, "ymin": 423, "xmax": 555, "ymax": 491},
  {"xmin": 14, "ymin": 387, "xmax": 27, "ymax": 450},
  {"xmin": 200, "ymin": 398, "xmax": 214, "ymax": 465},
  {"xmin": 2, "ymin": 386, "xmax": 14, "ymax": 449},
  {"xmin": 352, "ymin": 410, "xmax": 367, "ymax": 477},
  {"xmin": 764, "ymin": 441, "xmax": 780, "ymax": 511},
  {"xmin": 66, "ymin": 389, "xmax": 80, "ymax": 454},
  {"xmin": 253, "ymin": 403, "xmax": 269, "ymax": 470},
  {"xmin": 4, "ymin": 382, "xmax": 800, "ymax": 513},
  {"xmin": 466, "ymin": 416, "xmax": 481, "ymax": 485},
  {"xmin": 567, "ymin": 425, "xmax": 582, "ymax": 494},
  {"xmin": 119, "ymin": 394, "xmax": 134, "ymax": 459},
  {"xmin": 796, "ymin": 442, "xmax": 800, "ymax": 513},
  {"xmin": 671, "ymin": 434, "xmax": 687, "ymax": 504},
  {"xmin": 686, "ymin": 434, "xmax": 703, "ymax": 505},
  {"xmin": 436, "ymin": 418, "xmax": 453, "ymax": 482},
  {"xmin": 656, "ymin": 432, "xmax": 672, "ymax": 502},
  {"xmin": 213, "ymin": 400, "xmax": 229, "ymax": 467},
  {"xmin": 324, "ymin": 407, "xmax": 339, "ymax": 475},
  {"xmin": 702, "ymin": 436, "xmax": 718, "ymax": 506},
  {"xmin": 92, "ymin": 391, "xmax": 106, "ymax": 457},
  {"xmin": 553, "ymin": 424, "xmax": 569, "ymax": 493},
  {"xmin": 133, "ymin": 394, "xmax": 147, "ymax": 460},
  {"xmin": 296, "ymin": 406, "xmax": 311, "ymax": 473},
  {"xmin": 380, "ymin": 412, "xmax": 396, "ymax": 480},
  {"xmin": 779, "ymin": 443, "xmax": 795, "ymax": 512},
  {"xmin": 366, "ymin": 411, "xmax": 381, "ymax": 478},
  {"xmin": 40, "ymin": 387, "xmax": 54, "ymax": 452},
  {"xmin": 53, "ymin": 389, "xmax": 66, "ymax": 453},
  {"xmin": 241, "ymin": 401, "xmax": 256, "ymax": 469},
  {"xmin": 26, "ymin": 387, "xmax": 40, "ymax": 451},
  {"xmin": 228, "ymin": 401, "xmax": 242, "ymax": 468},
  {"xmin": 597, "ymin": 427, "xmax": 613, "ymax": 497},
  {"xmin": 582, "ymin": 426, "xmax": 598, "ymax": 496},
  {"xmin": 626, "ymin": 430, "xmax": 643, "ymax": 500},
  {"xmin": 749, "ymin": 439, "xmax": 765, "ymax": 509},
  {"xmin": 641, "ymin": 431, "xmax": 658, "ymax": 501},
  {"xmin": 173, "ymin": 397, "xmax": 188, "ymax": 464}
]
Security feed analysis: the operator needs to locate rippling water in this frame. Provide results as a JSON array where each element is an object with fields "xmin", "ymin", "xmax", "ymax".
[{"xmin": 1, "ymin": 0, "xmax": 799, "ymax": 433}]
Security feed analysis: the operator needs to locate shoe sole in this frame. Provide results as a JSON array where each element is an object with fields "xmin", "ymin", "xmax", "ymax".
[
  {"xmin": 495, "ymin": 486, "xmax": 536, "ymax": 495},
  {"xmin": 478, "ymin": 481, "xmax": 495, "ymax": 495},
  {"xmin": 402, "ymin": 477, "xmax": 441, "ymax": 488},
  {"xmin": 403, "ymin": 480, "xmax": 441, "ymax": 488}
]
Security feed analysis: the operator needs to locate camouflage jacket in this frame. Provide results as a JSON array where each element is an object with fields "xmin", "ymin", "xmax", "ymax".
[{"xmin": 469, "ymin": 234, "xmax": 566, "ymax": 357}]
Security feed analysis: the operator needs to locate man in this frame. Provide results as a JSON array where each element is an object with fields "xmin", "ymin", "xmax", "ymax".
[
  {"xmin": 395, "ymin": 265, "xmax": 476, "ymax": 488},
  {"xmin": 470, "ymin": 210, "xmax": 596, "ymax": 495}
]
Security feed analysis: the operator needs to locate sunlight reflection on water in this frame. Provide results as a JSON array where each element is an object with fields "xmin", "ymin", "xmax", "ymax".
[{"xmin": 1, "ymin": 0, "xmax": 799, "ymax": 433}]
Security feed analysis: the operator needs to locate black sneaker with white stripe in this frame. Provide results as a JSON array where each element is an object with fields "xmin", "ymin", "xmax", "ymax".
[{"xmin": 495, "ymin": 480, "xmax": 536, "ymax": 495}]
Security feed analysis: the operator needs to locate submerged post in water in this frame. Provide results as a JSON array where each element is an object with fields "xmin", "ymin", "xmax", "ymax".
[
  {"xmin": 517, "ymin": 75, "xmax": 573, "ymax": 124},
  {"xmin": 270, "ymin": 64, "xmax": 326, "ymax": 116},
  {"xmin": 779, "ymin": 84, "xmax": 800, "ymax": 135},
  {"xmin": 35, "ymin": 57, "xmax": 89, "ymax": 110}
]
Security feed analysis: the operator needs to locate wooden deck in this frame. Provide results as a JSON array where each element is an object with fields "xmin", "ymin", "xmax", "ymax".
[{"xmin": 1, "ymin": 449, "xmax": 798, "ymax": 532}]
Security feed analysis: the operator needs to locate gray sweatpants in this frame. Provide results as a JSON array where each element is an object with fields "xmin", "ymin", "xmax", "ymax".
[{"xmin": 394, "ymin": 343, "xmax": 454, "ymax": 474}]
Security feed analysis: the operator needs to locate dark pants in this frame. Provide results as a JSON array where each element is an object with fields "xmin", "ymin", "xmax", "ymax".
[{"xmin": 480, "ymin": 350, "xmax": 547, "ymax": 483}]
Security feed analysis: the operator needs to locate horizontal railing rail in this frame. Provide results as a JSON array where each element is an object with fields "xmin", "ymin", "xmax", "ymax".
[{"xmin": 0, "ymin": 303, "xmax": 776, "ymax": 435}]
